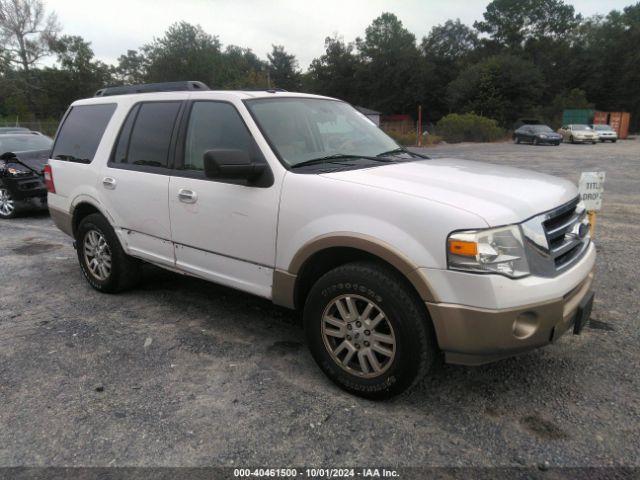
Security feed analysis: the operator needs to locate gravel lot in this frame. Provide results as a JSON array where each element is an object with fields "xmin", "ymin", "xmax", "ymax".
[{"xmin": 1, "ymin": 139, "xmax": 638, "ymax": 471}]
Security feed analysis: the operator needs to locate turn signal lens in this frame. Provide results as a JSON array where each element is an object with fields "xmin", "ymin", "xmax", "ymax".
[{"xmin": 448, "ymin": 240, "xmax": 477, "ymax": 256}]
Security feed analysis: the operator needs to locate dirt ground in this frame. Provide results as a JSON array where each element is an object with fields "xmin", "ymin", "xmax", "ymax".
[{"xmin": 1, "ymin": 139, "xmax": 638, "ymax": 471}]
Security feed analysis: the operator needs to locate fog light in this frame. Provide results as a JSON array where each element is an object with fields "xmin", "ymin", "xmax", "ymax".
[{"xmin": 513, "ymin": 312, "xmax": 539, "ymax": 339}]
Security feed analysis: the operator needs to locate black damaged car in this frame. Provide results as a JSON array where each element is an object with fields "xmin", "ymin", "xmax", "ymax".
[
  {"xmin": 0, "ymin": 133, "xmax": 53, "ymax": 219},
  {"xmin": 513, "ymin": 124, "xmax": 562, "ymax": 146}
]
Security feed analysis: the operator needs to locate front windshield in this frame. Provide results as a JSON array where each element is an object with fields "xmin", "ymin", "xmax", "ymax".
[
  {"xmin": 0, "ymin": 135, "xmax": 53, "ymax": 154},
  {"xmin": 594, "ymin": 125, "xmax": 613, "ymax": 131},
  {"xmin": 246, "ymin": 97, "xmax": 399, "ymax": 167},
  {"xmin": 572, "ymin": 125, "xmax": 591, "ymax": 131}
]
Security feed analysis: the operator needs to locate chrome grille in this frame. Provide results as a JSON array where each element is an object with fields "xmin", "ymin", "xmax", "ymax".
[
  {"xmin": 543, "ymin": 197, "xmax": 589, "ymax": 271},
  {"xmin": 521, "ymin": 196, "xmax": 590, "ymax": 277}
]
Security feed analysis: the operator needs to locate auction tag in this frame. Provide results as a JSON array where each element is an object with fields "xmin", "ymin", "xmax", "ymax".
[{"xmin": 578, "ymin": 171, "xmax": 606, "ymax": 211}]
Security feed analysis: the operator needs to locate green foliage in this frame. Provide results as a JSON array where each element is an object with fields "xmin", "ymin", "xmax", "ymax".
[
  {"xmin": 448, "ymin": 54, "xmax": 544, "ymax": 126},
  {"xmin": 422, "ymin": 19, "xmax": 478, "ymax": 62},
  {"xmin": 355, "ymin": 13, "xmax": 424, "ymax": 114},
  {"xmin": 475, "ymin": 0, "xmax": 581, "ymax": 48},
  {"xmin": 2, "ymin": 1, "xmax": 640, "ymax": 134},
  {"xmin": 267, "ymin": 45, "xmax": 301, "ymax": 91},
  {"xmin": 142, "ymin": 22, "xmax": 221, "ymax": 85},
  {"xmin": 307, "ymin": 36, "xmax": 361, "ymax": 102},
  {"xmin": 436, "ymin": 113, "xmax": 505, "ymax": 143}
]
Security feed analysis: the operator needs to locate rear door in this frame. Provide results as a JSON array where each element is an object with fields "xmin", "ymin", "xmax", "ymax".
[{"xmin": 99, "ymin": 100, "xmax": 183, "ymax": 267}]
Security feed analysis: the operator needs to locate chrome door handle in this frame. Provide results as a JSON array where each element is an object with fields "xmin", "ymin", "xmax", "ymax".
[
  {"xmin": 178, "ymin": 188, "xmax": 197, "ymax": 204},
  {"xmin": 102, "ymin": 177, "xmax": 116, "ymax": 190}
]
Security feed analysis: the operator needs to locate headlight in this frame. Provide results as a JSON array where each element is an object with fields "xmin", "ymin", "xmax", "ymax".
[
  {"xmin": 539, "ymin": 134, "xmax": 548, "ymax": 138},
  {"xmin": 7, "ymin": 167, "xmax": 28, "ymax": 175},
  {"xmin": 447, "ymin": 225, "xmax": 530, "ymax": 278}
]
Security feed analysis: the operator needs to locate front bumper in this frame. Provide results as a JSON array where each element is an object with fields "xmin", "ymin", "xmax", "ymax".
[
  {"xmin": 538, "ymin": 136, "xmax": 562, "ymax": 143},
  {"xmin": 572, "ymin": 136, "xmax": 598, "ymax": 143},
  {"xmin": 424, "ymin": 242, "xmax": 596, "ymax": 366},
  {"xmin": 1, "ymin": 174, "xmax": 47, "ymax": 201}
]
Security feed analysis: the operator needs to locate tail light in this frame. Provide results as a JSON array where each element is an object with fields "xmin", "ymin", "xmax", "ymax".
[{"xmin": 43, "ymin": 164, "xmax": 56, "ymax": 193}]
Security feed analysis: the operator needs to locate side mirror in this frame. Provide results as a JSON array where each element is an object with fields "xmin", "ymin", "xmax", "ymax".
[
  {"xmin": 0, "ymin": 151, "xmax": 17, "ymax": 161},
  {"xmin": 203, "ymin": 149, "xmax": 265, "ymax": 181}
]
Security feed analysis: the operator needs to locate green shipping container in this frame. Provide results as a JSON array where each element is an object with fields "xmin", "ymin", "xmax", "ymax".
[{"xmin": 562, "ymin": 109, "xmax": 595, "ymax": 126}]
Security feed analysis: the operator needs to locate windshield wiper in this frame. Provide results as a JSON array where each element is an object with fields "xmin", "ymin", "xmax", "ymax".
[
  {"xmin": 377, "ymin": 147, "xmax": 430, "ymax": 159},
  {"xmin": 377, "ymin": 147, "xmax": 409, "ymax": 157},
  {"xmin": 291, "ymin": 154, "xmax": 395, "ymax": 169}
]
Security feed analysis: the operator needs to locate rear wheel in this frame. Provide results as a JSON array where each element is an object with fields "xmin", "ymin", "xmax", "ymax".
[
  {"xmin": 0, "ymin": 187, "xmax": 17, "ymax": 219},
  {"xmin": 570, "ymin": 135, "xmax": 575, "ymax": 144},
  {"xmin": 76, "ymin": 213, "xmax": 141, "ymax": 293},
  {"xmin": 514, "ymin": 136, "xmax": 520, "ymax": 144},
  {"xmin": 303, "ymin": 261, "xmax": 437, "ymax": 399}
]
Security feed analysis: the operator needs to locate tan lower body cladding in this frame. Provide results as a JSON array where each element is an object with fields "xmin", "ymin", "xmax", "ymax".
[{"xmin": 427, "ymin": 271, "xmax": 594, "ymax": 365}]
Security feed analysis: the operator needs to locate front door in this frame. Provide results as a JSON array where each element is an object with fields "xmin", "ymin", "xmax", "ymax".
[{"xmin": 168, "ymin": 100, "xmax": 280, "ymax": 298}]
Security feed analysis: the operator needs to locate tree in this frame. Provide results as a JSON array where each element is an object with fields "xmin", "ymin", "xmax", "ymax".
[
  {"xmin": 422, "ymin": 19, "xmax": 478, "ymax": 62},
  {"xmin": 448, "ymin": 54, "xmax": 545, "ymax": 126},
  {"xmin": 474, "ymin": 0, "xmax": 580, "ymax": 49},
  {"xmin": 0, "ymin": 0, "xmax": 60, "ymax": 72},
  {"xmin": 217, "ymin": 45, "xmax": 267, "ymax": 89},
  {"xmin": 420, "ymin": 19, "xmax": 479, "ymax": 121},
  {"xmin": 45, "ymin": 35, "xmax": 112, "ymax": 108},
  {"xmin": 142, "ymin": 22, "xmax": 221, "ymax": 86},
  {"xmin": 0, "ymin": 0, "xmax": 60, "ymax": 112},
  {"xmin": 115, "ymin": 49, "xmax": 146, "ymax": 84},
  {"xmin": 355, "ymin": 13, "xmax": 423, "ymax": 114},
  {"xmin": 267, "ymin": 44, "xmax": 301, "ymax": 90},
  {"xmin": 307, "ymin": 35, "xmax": 362, "ymax": 103}
]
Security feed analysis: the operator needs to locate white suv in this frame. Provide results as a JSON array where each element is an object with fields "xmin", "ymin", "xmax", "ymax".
[{"xmin": 47, "ymin": 82, "xmax": 596, "ymax": 399}]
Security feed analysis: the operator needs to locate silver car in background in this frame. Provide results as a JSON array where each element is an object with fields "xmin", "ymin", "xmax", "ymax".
[{"xmin": 590, "ymin": 124, "xmax": 618, "ymax": 143}]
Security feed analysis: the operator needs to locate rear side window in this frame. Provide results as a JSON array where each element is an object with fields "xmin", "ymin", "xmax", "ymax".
[
  {"xmin": 113, "ymin": 102, "xmax": 181, "ymax": 168},
  {"xmin": 52, "ymin": 104, "xmax": 116, "ymax": 163}
]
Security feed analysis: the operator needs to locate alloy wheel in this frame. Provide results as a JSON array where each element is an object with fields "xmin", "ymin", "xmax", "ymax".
[
  {"xmin": 83, "ymin": 229, "xmax": 112, "ymax": 281},
  {"xmin": 321, "ymin": 294, "xmax": 396, "ymax": 378},
  {"xmin": 0, "ymin": 188, "xmax": 15, "ymax": 217}
]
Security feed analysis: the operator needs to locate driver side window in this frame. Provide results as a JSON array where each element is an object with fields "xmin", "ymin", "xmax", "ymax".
[{"xmin": 184, "ymin": 102, "xmax": 252, "ymax": 171}]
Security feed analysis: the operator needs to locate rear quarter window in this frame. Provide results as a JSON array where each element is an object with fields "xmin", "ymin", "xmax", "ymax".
[{"xmin": 52, "ymin": 103, "xmax": 117, "ymax": 163}]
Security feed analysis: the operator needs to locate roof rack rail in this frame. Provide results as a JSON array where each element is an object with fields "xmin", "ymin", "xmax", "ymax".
[{"xmin": 94, "ymin": 81, "xmax": 210, "ymax": 97}]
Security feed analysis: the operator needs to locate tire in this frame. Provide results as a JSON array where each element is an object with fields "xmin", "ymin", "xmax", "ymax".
[
  {"xmin": 514, "ymin": 137, "xmax": 520, "ymax": 144},
  {"xmin": 303, "ymin": 261, "xmax": 437, "ymax": 399},
  {"xmin": 0, "ymin": 186, "xmax": 18, "ymax": 219},
  {"xmin": 612, "ymin": 139, "xmax": 617, "ymax": 143},
  {"xmin": 592, "ymin": 141, "xmax": 597, "ymax": 145},
  {"xmin": 570, "ymin": 135, "xmax": 575, "ymax": 144},
  {"xmin": 533, "ymin": 138, "xmax": 539, "ymax": 145},
  {"xmin": 555, "ymin": 142, "xmax": 560, "ymax": 146},
  {"xmin": 76, "ymin": 213, "xmax": 141, "ymax": 293}
]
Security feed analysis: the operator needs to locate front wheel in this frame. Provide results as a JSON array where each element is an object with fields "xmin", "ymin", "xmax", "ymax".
[
  {"xmin": 0, "ymin": 187, "xmax": 17, "ymax": 219},
  {"xmin": 303, "ymin": 261, "xmax": 437, "ymax": 399},
  {"xmin": 570, "ymin": 135, "xmax": 575, "ymax": 144},
  {"xmin": 76, "ymin": 213, "xmax": 141, "ymax": 293}
]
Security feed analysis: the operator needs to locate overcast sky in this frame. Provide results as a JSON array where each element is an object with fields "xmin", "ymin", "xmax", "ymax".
[{"xmin": 44, "ymin": 0, "xmax": 633, "ymax": 69}]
